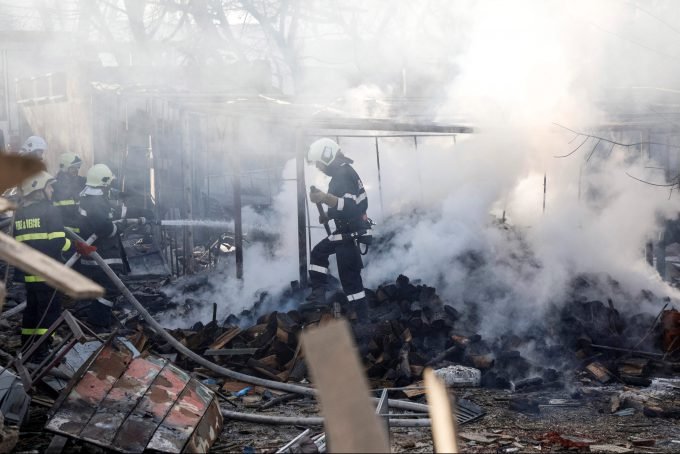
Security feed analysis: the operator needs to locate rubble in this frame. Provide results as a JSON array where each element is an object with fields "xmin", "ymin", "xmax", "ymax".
[
  {"xmin": 433, "ymin": 365, "xmax": 481, "ymax": 387},
  {"xmin": 2, "ymin": 239, "xmax": 680, "ymax": 451}
]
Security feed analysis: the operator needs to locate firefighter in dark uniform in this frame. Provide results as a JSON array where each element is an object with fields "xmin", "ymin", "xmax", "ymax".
[
  {"xmin": 305, "ymin": 138, "xmax": 372, "ymax": 310},
  {"xmin": 52, "ymin": 152, "xmax": 86, "ymax": 231},
  {"xmin": 13, "ymin": 171, "xmax": 72, "ymax": 357},
  {"xmin": 76, "ymin": 163, "xmax": 132, "ymax": 332}
]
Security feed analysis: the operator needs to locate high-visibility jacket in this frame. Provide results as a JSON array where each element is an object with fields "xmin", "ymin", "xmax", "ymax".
[
  {"xmin": 52, "ymin": 171, "xmax": 86, "ymax": 230},
  {"xmin": 77, "ymin": 188, "xmax": 130, "ymax": 274},
  {"xmin": 13, "ymin": 199, "xmax": 72, "ymax": 283}
]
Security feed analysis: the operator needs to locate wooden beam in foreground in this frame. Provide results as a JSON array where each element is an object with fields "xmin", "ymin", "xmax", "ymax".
[
  {"xmin": 0, "ymin": 232, "xmax": 103, "ymax": 299},
  {"xmin": 424, "ymin": 368, "xmax": 459, "ymax": 453},
  {"xmin": 0, "ymin": 153, "xmax": 44, "ymax": 193},
  {"xmin": 301, "ymin": 319, "xmax": 391, "ymax": 453}
]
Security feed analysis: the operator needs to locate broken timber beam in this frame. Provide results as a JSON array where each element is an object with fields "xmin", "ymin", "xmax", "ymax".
[
  {"xmin": 425, "ymin": 368, "xmax": 459, "ymax": 453},
  {"xmin": 0, "ymin": 232, "xmax": 103, "ymax": 299},
  {"xmin": 0, "ymin": 153, "xmax": 44, "ymax": 193},
  {"xmin": 301, "ymin": 319, "xmax": 390, "ymax": 453}
]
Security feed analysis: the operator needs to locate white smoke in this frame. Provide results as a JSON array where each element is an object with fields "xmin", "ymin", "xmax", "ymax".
[{"xmin": 160, "ymin": 0, "xmax": 680, "ymax": 330}]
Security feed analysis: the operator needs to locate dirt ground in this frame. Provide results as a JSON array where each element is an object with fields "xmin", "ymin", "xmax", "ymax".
[
  {"xmin": 8, "ymin": 372, "xmax": 680, "ymax": 453},
  {"xmin": 208, "ymin": 383, "xmax": 680, "ymax": 453}
]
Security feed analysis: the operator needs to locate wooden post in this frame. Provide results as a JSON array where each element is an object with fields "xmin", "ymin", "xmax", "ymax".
[
  {"xmin": 374, "ymin": 136, "xmax": 385, "ymax": 221},
  {"xmin": 543, "ymin": 173, "xmax": 547, "ymax": 214},
  {"xmin": 424, "ymin": 368, "xmax": 459, "ymax": 453},
  {"xmin": 181, "ymin": 111, "xmax": 194, "ymax": 274},
  {"xmin": 296, "ymin": 129, "xmax": 308, "ymax": 287},
  {"xmin": 301, "ymin": 320, "xmax": 390, "ymax": 453}
]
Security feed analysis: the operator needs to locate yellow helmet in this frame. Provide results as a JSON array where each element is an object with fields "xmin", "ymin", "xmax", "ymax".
[
  {"xmin": 20, "ymin": 171, "xmax": 55, "ymax": 197},
  {"xmin": 59, "ymin": 152, "xmax": 82, "ymax": 170},
  {"xmin": 86, "ymin": 164, "xmax": 115, "ymax": 187}
]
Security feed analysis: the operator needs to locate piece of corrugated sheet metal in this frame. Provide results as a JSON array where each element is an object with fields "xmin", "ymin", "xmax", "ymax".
[
  {"xmin": 46, "ymin": 341, "xmax": 134, "ymax": 435},
  {"xmin": 147, "ymin": 378, "xmax": 213, "ymax": 453},
  {"xmin": 80, "ymin": 355, "xmax": 166, "ymax": 446},
  {"xmin": 112, "ymin": 362, "xmax": 192, "ymax": 453},
  {"xmin": 45, "ymin": 339, "xmax": 223, "ymax": 453}
]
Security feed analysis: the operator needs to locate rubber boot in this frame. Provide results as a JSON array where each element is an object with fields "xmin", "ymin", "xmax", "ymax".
[
  {"xmin": 88, "ymin": 298, "xmax": 113, "ymax": 333},
  {"xmin": 304, "ymin": 286, "xmax": 326, "ymax": 305},
  {"xmin": 353, "ymin": 299, "xmax": 368, "ymax": 321}
]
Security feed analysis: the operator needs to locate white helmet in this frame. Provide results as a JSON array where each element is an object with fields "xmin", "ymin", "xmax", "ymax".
[
  {"xmin": 20, "ymin": 171, "xmax": 55, "ymax": 197},
  {"xmin": 59, "ymin": 152, "xmax": 83, "ymax": 170},
  {"xmin": 86, "ymin": 164, "xmax": 115, "ymax": 187},
  {"xmin": 20, "ymin": 136, "xmax": 47, "ymax": 157},
  {"xmin": 307, "ymin": 138, "xmax": 340, "ymax": 166}
]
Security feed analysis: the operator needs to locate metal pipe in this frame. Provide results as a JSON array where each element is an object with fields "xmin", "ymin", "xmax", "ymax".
[
  {"xmin": 296, "ymin": 129, "xmax": 308, "ymax": 287},
  {"xmin": 63, "ymin": 227, "xmax": 430, "ymax": 414},
  {"xmin": 221, "ymin": 409, "xmax": 432, "ymax": 427},
  {"xmin": 374, "ymin": 137, "xmax": 384, "ymax": 221},
  {"xmin": 543, "ymin": 173, "xmax": 547, "ymax": 214}
]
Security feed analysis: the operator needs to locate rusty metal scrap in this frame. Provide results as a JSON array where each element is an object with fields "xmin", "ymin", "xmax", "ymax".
[{"xmin": 45, "ymin": 338, "xmax": 223, "ymax": 453}]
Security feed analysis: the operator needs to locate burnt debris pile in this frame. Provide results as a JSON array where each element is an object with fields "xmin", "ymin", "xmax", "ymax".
[{"xmin": 125, "ymin": 272, "xmax": 679, "ymax": 392}]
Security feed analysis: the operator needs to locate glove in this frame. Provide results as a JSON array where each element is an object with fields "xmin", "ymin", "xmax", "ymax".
[
  {"xmin": 309, "ymin": 186, "xmax": 325, "ymax": 204},
  {"xmin": 309, "ymin": 187, "xmax": 339, "ymax": 207},
  {"xmin": 75, "ymin": 241, "xmax": 97, "ymax": 257},
  {"xmin": 319, "ymin": 213, "xmax": 329, "ymax": 225}
]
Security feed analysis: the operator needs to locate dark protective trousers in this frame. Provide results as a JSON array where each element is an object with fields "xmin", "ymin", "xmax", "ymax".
[
  {"xmin": 309, "ymin": 236, "xmax": 366, "ymax": 302},
  {"xmin": 76, "ymin": 266, "xmax": 118, "ymax": 329},
  {"xmin": 22, "ymin": 284, "xmax": 61, "ymax": 350}
]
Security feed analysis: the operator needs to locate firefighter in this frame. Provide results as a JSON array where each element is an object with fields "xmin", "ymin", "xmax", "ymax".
[
  {"xmin": 76, "ymin": 163, "xmax": 132, "ymax": 332},
  {"xmin": 13, "ymin": 171, "xmax": 72, "ymax": 358},
  {"xmin": 305, "ymin": 138, "xmax": 372, "ymax": 312},
  {"xmin": 52, "ymin": 152, "xmax": 86, "ymax": 230},
  {"xmin": 19, "ymin": 136, "xmax": 47, "ymax": 161}
]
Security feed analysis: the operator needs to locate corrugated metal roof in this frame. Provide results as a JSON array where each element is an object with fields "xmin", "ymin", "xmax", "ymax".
[{"xmin": 45, "ymin": 338, "xmax": 223, "ymax": 453}]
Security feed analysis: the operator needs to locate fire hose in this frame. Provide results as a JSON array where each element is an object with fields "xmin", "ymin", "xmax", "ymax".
[{"xmin": 63, "ymin": 228, "xmax": 433, "ymax": 417}]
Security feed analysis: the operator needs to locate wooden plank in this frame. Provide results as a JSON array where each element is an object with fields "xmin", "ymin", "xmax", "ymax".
[
  {"xmin": 425, "ymin": 368, "xmax": 459, "ymax": 453},
  {"xmin": 0, "ymin": 232, "xmax": 104, "ymax": 299},
  {"xmin": 403, "ymin": 380, "xmax": 427, "ymax": 398},
  {"xmin": 301, "ymin": 319, "xmax": 390, "ymax": 453},
  {"xmin": 586, "ymin": 362, "xmax": 612, "ymax": 383},
  {"xmin": 80, "ymin": 356, "xmax": 166, "ymax": 447},
  {"xmin": 0, "ymin": 153, "xmax": 44, "ymax": 193},
  {"xmin": 208, "ymin": 327, "xmax": 242, "ymax": 350},
  {"xmin": 45, "ymin": 345, "xmax": 134, "ymax": 436},
  {"xmin": 112, "ymin": 363, "xmax": 191, "ymax": 453},
  {"xmin": 146, "ymin": 379, "xmax": 213, "ymax": 453},
  {"xmin": 246, "ymin": 358, "xmax": 283, "ymax": 382}
]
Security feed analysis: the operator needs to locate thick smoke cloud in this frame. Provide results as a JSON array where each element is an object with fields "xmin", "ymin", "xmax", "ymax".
[{"xmin": 169, "ymin": 0, "xmax": 680, "ymax": 328}]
